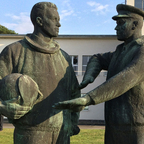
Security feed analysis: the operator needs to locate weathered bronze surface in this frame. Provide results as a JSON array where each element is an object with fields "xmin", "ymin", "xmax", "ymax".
[
  {"xmin": 0, "ymin": 73, "xmax": 43, "ymax": 120},
  {"xmin": 0, "ymin": 2, "xmax": 80, "ymax": 144},
  {"xmin": 54, "ymin": 4, "xmax": 144, "ymax": 144}
]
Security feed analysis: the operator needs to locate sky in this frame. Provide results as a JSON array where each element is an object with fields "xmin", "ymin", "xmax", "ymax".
[{"xmin": 0, "ymin": 0, "xmax": 125, "ymax": 35}]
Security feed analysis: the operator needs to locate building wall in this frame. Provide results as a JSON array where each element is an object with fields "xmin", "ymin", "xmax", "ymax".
[
  {"xmin": 0, "ymin": 34, "xmax": 121, "ymax": 121},
  {"xmin": 126, "ymin": 0, "xmax": 134, "ymax": 6}
]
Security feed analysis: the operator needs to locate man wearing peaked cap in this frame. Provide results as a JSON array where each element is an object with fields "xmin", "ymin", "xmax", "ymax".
[{"xmin": 54, "ymin": 4, "xmax": 144, "ymax": 144}]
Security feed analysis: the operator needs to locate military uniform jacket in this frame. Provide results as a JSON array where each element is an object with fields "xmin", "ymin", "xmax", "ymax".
[
  {"xmin": 0, "ymin": 34, "xmax": 80, "ymax": 144},
  {"xmin": 86, "ymin": 36, "xmax": 144, "ymax": 144}
]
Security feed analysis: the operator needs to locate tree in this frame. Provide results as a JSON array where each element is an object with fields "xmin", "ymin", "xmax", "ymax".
[{"xmin": 0, "ymin": 25, "xmax": 17, "ymax": 34}]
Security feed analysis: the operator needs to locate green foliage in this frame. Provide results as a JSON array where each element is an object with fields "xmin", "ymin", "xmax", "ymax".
[
  {"xmin": 0, "ymin": 128, "xmax": 105, "ymax": 144},
  {"xmin": 0, "ymin": 25, "xmax": 17, "ymax": 34}
]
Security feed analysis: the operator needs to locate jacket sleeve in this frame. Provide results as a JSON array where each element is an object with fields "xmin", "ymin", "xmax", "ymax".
[
  {"xmin": 0, "ymin": 46, "xmax": 14, "ymax": 125},
  {"xmin": 70, "ymin": 63, "xmax": 80, "ymax": 136},
  {"xmin": 0, "ymin": 46, "xmax": 13, "ymax": 79},
  {"xmin": 61, "ymin": 49, "xmax": 80, "ymax": 135},
  {"xmin": 71, "ymin": 66, "xmax": 80, "ymax": 121},
  {"xmin": 82, "ymin": 52, "xmax": 113, "ymax": 83},
  {"xmin": 87, "ymin": 46, "xmax": 144, "ymax": 105}
]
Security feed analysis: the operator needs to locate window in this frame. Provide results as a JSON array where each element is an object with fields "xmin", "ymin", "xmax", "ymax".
[
  {"xmin": 82, "ymin": 56, "xmax": 92, "ymax": 75},
  {"xmin": 81, "ymin": 94, "xmax": 89, "ymax": 110},
  {"xmin": 70, "ymin": 55, "xmax": 78, "ymax": 75},
  {"xmin": 135, "ymin": 0, "xmax": 144, "ymax": 10}
]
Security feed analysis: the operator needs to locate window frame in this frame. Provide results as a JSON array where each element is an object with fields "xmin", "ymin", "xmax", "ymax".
[{"xmin": 82, "ymin": 55, "xmax": 92, "ymax": 75}]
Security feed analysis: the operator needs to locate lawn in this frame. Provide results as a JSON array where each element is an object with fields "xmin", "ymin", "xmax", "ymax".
[
  {"xmin": 0, "ymin": 129, "xmax": 14, "ymax": 144},
  {"xmin": 71, "ymin": 129, "xmax": 105, "ymax": 144},
  {"xmin": 0, "ymin": 128, "xmax": 105, "ymax": 144}
]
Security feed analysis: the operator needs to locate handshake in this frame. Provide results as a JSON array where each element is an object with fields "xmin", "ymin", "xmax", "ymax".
[
  {"xmin": 53, "ymin": 95, "xmax": 93, "ymax": 112},
  {"xmin": 53, "ymin": 77, "xmax": 95, "ymax": 112}
]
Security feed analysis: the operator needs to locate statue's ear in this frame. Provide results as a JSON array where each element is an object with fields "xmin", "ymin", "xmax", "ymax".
[
  {"xmin": 36, "ymin": 17, "xmax": 43, "ymax": 26},
  {"xmin": 132, "ymin": 21, "xmax": 138, "ymax": 30}
]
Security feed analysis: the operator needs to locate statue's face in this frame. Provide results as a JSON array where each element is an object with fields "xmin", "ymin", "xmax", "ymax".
[
  {"xmin": 115, "ymin": 18, "xmax": 134, "ymax": 41},
  {"xmin": 42, "ymin": 7, "xmax": 61, "ymax": 38}
]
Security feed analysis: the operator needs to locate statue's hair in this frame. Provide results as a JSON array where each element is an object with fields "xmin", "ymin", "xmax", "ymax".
[{"xmin": 30, "ymin": 2, "xmax": 58, "ymax": 26}]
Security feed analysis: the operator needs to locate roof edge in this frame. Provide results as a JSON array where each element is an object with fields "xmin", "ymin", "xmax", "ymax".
[{"xmin": 0, "ymin": 34, "xmax": 117, "ymax": 39}]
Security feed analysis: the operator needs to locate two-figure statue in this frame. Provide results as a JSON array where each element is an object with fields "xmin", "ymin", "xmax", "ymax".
[
  {"xmin": 1, "ymin": 2, "xmax": 144, "ymax": 144},
  {"xmin": 54, "ymin": 4, "xmax": 144, "ymax": 144}
]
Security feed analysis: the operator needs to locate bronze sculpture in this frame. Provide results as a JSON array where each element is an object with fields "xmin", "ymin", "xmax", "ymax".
[
  {"xmin": 0, "ymin": 2, "xmax": 80, "ymax": 144},
  {"xmin": 54, "ymin": 4, "xmax": 144, "ymax": 144}
]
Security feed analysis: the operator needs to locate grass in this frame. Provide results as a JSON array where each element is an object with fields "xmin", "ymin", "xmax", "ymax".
[
  {"xmin": 0, "ymin": 128, "xmax": 105, "ymax": 144},
  {"xmin": 71, "ymin": 129, "xmax": 105, "ymax": 144},
  {"xmin": 0, "ymin": 129, "xmax": 14, "ymax": 144}
]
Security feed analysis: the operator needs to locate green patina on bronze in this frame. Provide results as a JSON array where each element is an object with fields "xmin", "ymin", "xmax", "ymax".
[
  {"xmin": 0, "ymin": 2, "xmax": 80, "ymax": 144},
  {"xmin": 54, "ymin": 4, "xmax": 144, "ymax": 144}
]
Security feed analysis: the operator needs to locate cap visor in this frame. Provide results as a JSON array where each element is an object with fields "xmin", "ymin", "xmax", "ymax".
[{"xmin": 112, "ymin": 15, "xmax": 130, "ymax": 20}]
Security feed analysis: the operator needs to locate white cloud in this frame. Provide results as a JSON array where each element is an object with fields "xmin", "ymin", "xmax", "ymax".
[
  {"xmin": 87, "ymin": 1, "xmax": 97, "ymax": 7},
  {"xmin": 3, "ymin": 12, "xmax": 33, "ymax": 34},
  {"xmin": 103, "ymin": 20, "xmax": 111, "ymax": 24},
  {"xmin": 62, "ymin": 0, "xmax": 70, "ymax": 5},
  {"xmin": 60, "ymin": 10, "xmax": 74, "ymax": 20},
  {"xmin": 60, "ymin": 0, "xmax": 74, "ymax": 20},
  {"xmin": 5, "ymin": 14, "xmax": 20, "ymax": 20},
  {"xmin": 87, "ymin": 1, "xmax": 109, "ymax": 15}
]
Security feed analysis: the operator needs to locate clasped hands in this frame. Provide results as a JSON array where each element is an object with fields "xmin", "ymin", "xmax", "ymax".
[
  {"xmin": 0, "ymin": 96, "xmax": 32, "ymax": 119},
  {"xmin": 53, "ymin": 78, "xmax": 93, "ymax": 112}
]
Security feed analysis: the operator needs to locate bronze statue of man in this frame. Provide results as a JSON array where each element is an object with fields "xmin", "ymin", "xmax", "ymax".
[
  {"xmin": 54, "ymin": 4, "xmax": 144, "ymax": 144},
  {"xmin": 0, "ymin": 2, "xmax": 80, "ymax": 144}
]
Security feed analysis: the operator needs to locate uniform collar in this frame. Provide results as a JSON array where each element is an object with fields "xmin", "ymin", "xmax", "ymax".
[{"xmin": 118, "ymin": 36, "xmax": 144, "ymax": 51}]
